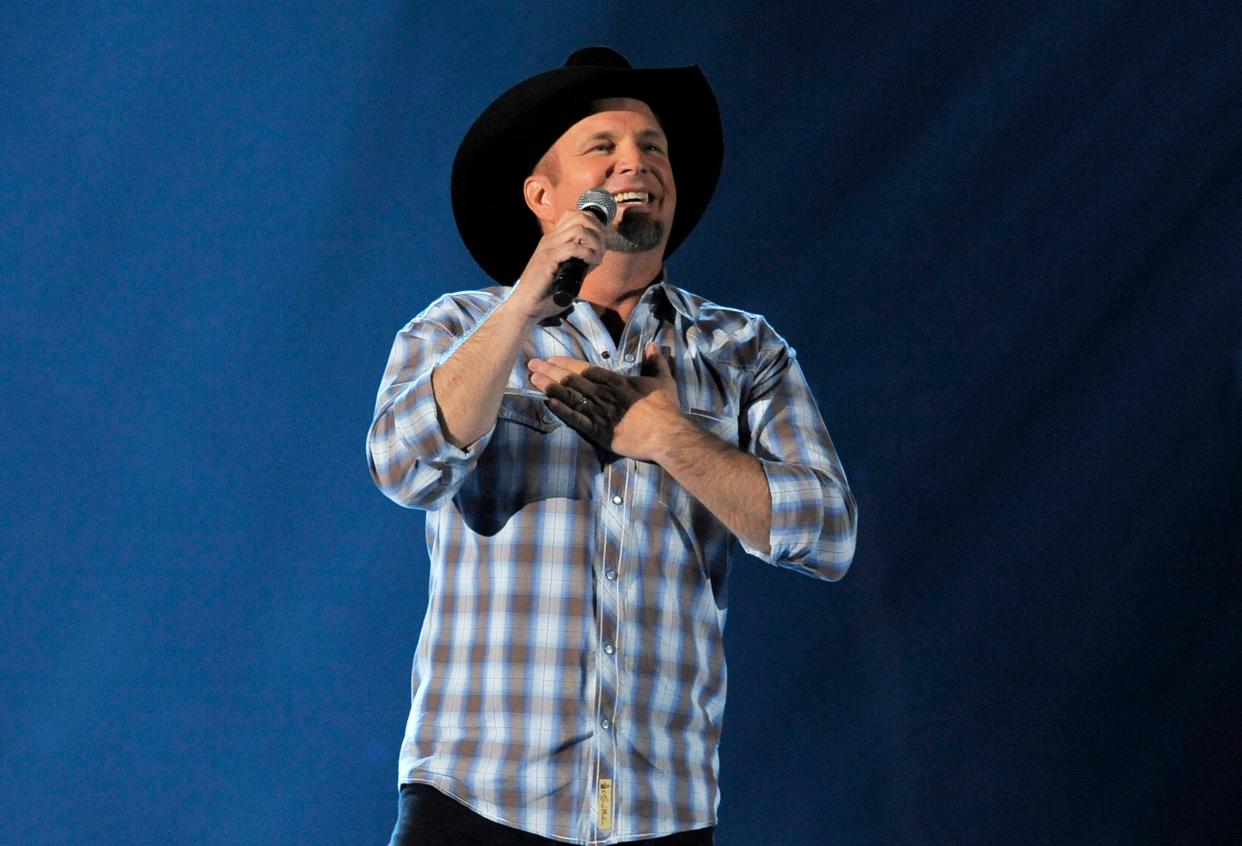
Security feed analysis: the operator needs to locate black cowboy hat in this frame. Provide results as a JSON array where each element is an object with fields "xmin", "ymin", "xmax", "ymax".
[{"xmin": 451, "ymin": 46, "xmax": 724, "ymax": 285}]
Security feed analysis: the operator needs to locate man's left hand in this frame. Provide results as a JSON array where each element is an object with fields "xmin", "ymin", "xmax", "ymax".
[{"xmin": 527, "ymin": 342, "xmax": 683, "ymax": 461}]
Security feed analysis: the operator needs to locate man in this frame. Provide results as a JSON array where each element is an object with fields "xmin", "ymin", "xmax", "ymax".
[{"xmin": 369, "ymin": 47, "xmax": 857, "ymax": 846}]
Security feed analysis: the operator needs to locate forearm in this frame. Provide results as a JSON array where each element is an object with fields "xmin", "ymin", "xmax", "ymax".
[
  {"xmin": 652, "ymin": 415, "xmax": 772, "ymax": 554},
  {"xmin": 432, "ymin": 294, "xmax": 538, "ymax": 448}
]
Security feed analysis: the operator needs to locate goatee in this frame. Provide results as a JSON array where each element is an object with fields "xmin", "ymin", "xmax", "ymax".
[{"xmin": 605, "ymin": 212, "xmax": 664, "ymax": 253}]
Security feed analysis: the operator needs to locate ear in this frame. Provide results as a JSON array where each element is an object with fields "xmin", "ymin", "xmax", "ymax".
[{"xmin": 523, "ymin": 175, "xmax": 556, "ymax": 224}]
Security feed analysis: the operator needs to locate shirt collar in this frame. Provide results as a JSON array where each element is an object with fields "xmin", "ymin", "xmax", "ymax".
[
  {"xmin": 536, "ymin": 271, "xmax": 699, "ymax": 329},
  {"xmin": 645, "ymin": 272, "xmax": 699, "ymax": 321}
]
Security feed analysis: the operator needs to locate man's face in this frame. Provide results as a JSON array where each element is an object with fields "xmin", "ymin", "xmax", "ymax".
[{"xmin": 531, "ymin": 98, "xmax": 676, "ymax": 255}]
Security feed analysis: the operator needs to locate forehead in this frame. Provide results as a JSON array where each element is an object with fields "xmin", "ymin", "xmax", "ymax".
[{"xmin": 553, "ymin": 98, "xmax": 666, "ymax": 147}]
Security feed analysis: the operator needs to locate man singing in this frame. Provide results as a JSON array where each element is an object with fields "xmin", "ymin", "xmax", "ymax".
[{"xmin": 368, "ymin": 47, "xmax": 857, "ymax": 846}]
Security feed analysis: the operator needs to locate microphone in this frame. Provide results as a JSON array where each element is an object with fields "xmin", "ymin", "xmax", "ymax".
[{"xmin": 551, "ymin": 188, "xmax": 617, "ymax": 307}]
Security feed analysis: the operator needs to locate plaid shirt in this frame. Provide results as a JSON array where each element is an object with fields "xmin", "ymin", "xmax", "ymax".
[{"xmin": 368, "ymin": 279, "xmax": 856, "ymax": 844}]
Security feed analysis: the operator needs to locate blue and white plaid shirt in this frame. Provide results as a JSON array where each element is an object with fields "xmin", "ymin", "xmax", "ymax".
[{"xmin": 368, "ymin": 279, "xmax": 856, "ymax": 844}]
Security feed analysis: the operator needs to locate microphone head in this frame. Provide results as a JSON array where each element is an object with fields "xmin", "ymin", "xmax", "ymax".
[{"xmin": 577, "ymin": 188, "xmax": 617, "ymax": 225}]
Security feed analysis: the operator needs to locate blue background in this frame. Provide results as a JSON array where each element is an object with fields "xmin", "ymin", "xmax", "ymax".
[{"xmin": 3, "ymin": 2, "xmax": 1239, "ymax": 843}]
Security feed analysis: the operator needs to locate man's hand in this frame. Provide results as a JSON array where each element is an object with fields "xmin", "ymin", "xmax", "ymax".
[
  {"xmin": 510, "ymin": 210, "xmax": 606, "ymax": 322},
  {"xmin": 530, "ymin": 340, "xmax": 773, "ymax": 552},
  {"xmin": 527, "ymin": 342, "xmax": 684, "ymax": 461}
]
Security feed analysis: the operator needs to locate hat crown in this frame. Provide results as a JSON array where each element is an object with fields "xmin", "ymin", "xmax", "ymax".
[{"xmin": 564, "ymin": 46, "xmax": 632, "ymax": 69}]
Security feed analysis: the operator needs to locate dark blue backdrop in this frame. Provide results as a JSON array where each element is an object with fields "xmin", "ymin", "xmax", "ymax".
[{"xmin": 4, "ymin": 2, "xmax": 1239, "ymax": 844}]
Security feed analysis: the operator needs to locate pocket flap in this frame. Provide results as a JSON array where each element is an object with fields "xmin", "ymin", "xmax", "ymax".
[{"xmin": 497, "ymin": 390, "xmax": 561, "ymax": 433}]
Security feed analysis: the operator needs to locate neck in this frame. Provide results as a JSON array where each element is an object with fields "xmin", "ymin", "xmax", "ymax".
[{"xmin": 578, "ymin": 249, "xmax": 664, "ymax": 325}]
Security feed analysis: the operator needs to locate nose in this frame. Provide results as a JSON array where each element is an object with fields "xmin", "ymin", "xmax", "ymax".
[{"xmin": 609, "ymin": 139, "xmax": 647, "ymax": 177}]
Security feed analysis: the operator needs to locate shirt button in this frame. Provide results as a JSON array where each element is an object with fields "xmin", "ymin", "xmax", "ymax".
[
  {"xmin": 603, "ymin": 642, "xmax": 614, "ymax": 655},
  {"xmin": 601, "ymin": 350, "xmax": 611, "ymax": 359},
  {"xmin": 605, "ymin": 568, "xmax": 617, "ymax": 581},
  {"xmin": 611, "ymin": 494, "xmax": 623, "ymax": 505},
  {"xmin": 601, "ymin": 718, "xmax": 611, "ymax": 731},
  {"xmin": 624, "ymin": 352, "xmax": 636, "ymax": 363}
]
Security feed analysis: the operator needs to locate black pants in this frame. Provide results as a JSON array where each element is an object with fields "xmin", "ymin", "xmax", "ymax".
[{"xmin": 387, "ymin": 783, "xmax": 715, "ymax": 846}]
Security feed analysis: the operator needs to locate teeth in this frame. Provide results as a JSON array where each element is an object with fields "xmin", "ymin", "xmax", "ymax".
[{"xmin": 612, "ymin": 191, "xmax": 650, "ymax": 204}]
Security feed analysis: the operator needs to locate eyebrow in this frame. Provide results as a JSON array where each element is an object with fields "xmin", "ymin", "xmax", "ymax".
[{"xmin": 579, "ymin": 128, "xmax": 668, "ymax": 145}]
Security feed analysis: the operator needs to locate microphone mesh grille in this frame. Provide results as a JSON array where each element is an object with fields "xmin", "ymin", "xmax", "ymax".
[{"xmin": 577, "ymin": 188, "xmax": 617, "ymax": 225}]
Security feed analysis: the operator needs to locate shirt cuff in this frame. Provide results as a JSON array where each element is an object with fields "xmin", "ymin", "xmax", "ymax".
[
  {"xmin": 744, "ymin": 459, "xmax": 827, "ymax": 566},
  {"xmin": 392, "ymin": 367, "xmax": 495, "ymax": 464}
]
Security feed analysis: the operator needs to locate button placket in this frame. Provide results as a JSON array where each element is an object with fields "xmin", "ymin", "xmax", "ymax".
[
  {"xmin": 592, "ymin": 568, "xmax": 622, "ymax": 839},
  {"xmin": 592, "ymin": 456, "xmax": 631, "ymax": 839}
]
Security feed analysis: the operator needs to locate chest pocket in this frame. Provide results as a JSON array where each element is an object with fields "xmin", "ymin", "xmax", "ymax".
[
  {"xmin": 685, "ymin": 407, "xmax": 739, "ymax": 445},
  {"xmin": 657, "ymin": 351, "xmax": 748, "ymax": 560},
  {"xmin": 454, "ymin": 392, "xmax": 582, "ymax": 535},
  {"xmin": 496, "ymin": 390, "xmax": 560, "ymax": 432},
  {"xmin": 674, "ymin": 352, "xmax": 746, "ymax": 435}
]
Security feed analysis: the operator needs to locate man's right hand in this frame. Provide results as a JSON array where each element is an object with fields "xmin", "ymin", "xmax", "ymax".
[
  {"xmin": 430, "ymin": 210, "xmax": 604, "ymax": 448},
  {"xmin": 510, "ymin": 210, "xmax": 606, "ymax": 321}
]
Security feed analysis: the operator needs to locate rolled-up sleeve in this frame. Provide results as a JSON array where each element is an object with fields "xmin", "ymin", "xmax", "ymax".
[
  {"xmin": 737, "ymin": 332, "xmax": 857, "ymax": 580},
  {"xmin": 367, "ymin": 297, "xmax": 496, "ymax": 511}
]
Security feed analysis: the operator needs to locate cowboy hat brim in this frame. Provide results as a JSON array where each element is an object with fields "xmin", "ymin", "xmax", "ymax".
[{"xmin": 451, "ymin": 47, "xmax": 724, "ymax": 285}]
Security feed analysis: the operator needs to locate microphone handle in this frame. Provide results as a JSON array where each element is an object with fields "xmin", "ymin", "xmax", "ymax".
[
  {"xmin": 548, "ymin": 194, "xmax": 611, "ymax": 307},
  {"xmin": 551, "ymin": 257, "xmax": 589, "ymax": 307}
]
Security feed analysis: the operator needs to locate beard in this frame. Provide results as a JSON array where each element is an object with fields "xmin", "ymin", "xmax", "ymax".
[{"xmin": 604, "ymin": 211, "xmax": 665, "ymax": 253}]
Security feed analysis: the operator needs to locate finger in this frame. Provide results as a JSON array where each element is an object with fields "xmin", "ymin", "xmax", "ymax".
[
  {"xmin": 554, "ymin": 208, "xmax": 606, "ymax": 230},
  {"xmin": 544, "ymin": 381, "xmax": 615, "ymax": 431},
  {"xmin": 528, "ymin": 370, "xmax": 553, "ymax": 392},
  {"xmin": 546, "ymin": 237, "xmax": 603, "ymax": 268},
  {"xmin": 539, "ymin": 223, "xmax": 604, "ymax": 270},
  {"xmin": 544, "ymin": 396, "xmax": 592, "ymax": 431},
  {"xmin": 542, "ymin": 381, "xmax": 590, "ymax": 411},
  {"xmin": 530, "ymin": 365, "xmax": 614, "ymax": 401},
  {"xmin": 544, "ymin": 359, "xmax": 625, "ymax": 387},
  {"xmin": 528, "ymin": 357, "xmax": 585, "ymax": 383},
  {"xmin": 544, "ymin": 397, "xmax": 605, "ymax": 445},
  {"xmin": 541, "ymin": 356, "xmax": 593, "ymax": 376},
  {"xmin": 554, "ymin": 223, "xmax": 603, "ymax": 249},
  {"xmin": 559, "ymin": 371, "xmax": 611, "ymax": 402},
  {"xmin": 551, "ymin": 214, "xmax": 605, "ymax": 247}
]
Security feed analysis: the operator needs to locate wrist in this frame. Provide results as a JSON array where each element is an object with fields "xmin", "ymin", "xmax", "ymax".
[
  {"xmin": 648, "ymin": 407, "xmax": 699, "ymax": 466},
  {"xmin": 498, "ymin": 283, "xmax": 547, "ymax": 329}
]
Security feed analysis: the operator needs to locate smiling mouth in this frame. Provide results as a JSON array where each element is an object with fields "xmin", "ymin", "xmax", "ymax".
[{"xmin": 612, "ymin": 191, "xmax": 652, "ymax": 206}]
